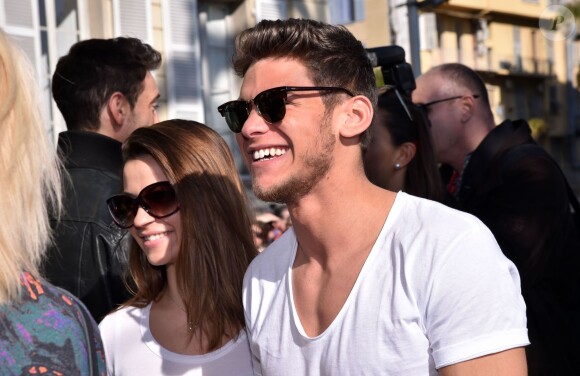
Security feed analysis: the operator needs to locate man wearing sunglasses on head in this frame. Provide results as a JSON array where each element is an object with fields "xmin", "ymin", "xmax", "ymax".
[
  {"xmin": 42, "ymin": 37, "xmax": 162, "ymax": 323},
  {"xmin": 219, "ymin": 18, "xmax": 528, "ymax": 375},
  {"xmin": 414, "ymin": 63, "xmax": 580, "ymax": 375}
]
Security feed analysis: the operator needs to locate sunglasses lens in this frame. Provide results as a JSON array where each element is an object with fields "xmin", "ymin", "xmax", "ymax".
[
  {"xmin": 219, "ymin": 102, "xmax": 249, "ymax": 133},
  {"xmin": 107, "ymin": 195, "xmax": 138, "ymax": 229},
  {"xmin": 141, "ymin": 183, "xmax": 179, "ymax": 218},
  {"xmin": 256, "ymin": 89, "xmax": 286, "ymax": 123},
  {"xmin": 106, "ymin": 182, "xmax": 179, "ymax": 229}
]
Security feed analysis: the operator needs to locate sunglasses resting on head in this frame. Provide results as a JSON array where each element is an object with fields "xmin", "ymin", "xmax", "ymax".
[
  {"xmin": 107, "ymin": 181, "xmax": 180, "ymax": 229},
  {"xmin": 217, "ymin": 86, "xmax": 355, "ymax": 133},
  {"xmin": 376, "ymin": 85, "xmax": 414, "ymax": 123}
]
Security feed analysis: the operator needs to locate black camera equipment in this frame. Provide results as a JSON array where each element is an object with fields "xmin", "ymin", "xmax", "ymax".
[{"xmin": 366, "ymin": 45, "xmax": 416, "ymax": 97}]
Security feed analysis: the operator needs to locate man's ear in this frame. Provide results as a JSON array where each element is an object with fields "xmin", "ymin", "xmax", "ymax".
[
  {"xmin": 394, "ymin": 141, "xmax": 417, "ymax": 169},
  {"xmin": 338, "ymin": 95, "xmax": 374, "ymax": 139},
  {"xmin": 107, "ymin": 92, "xmax": 129, "ymax": 126},
  {"xmin": 459, "ymin": 95, "xmax": 476, "ymax": 123}
]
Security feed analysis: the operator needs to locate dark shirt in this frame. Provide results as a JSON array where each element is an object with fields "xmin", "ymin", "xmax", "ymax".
[
  {"xmin": 447, "ymin": 119, "xmax": 580, "ymax": 375},
  {"xmin": 42, "ymin": 130, "xmax": 131, "ymax": 322},
  {"xmin": 0, "ymin": 273, "xmax": 106, "ymax": 374}
]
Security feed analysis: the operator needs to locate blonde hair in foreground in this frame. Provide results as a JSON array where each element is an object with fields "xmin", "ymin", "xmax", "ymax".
[{"xmin": 0, "ymin": 30, "xmax": 62, "ymax": 304}]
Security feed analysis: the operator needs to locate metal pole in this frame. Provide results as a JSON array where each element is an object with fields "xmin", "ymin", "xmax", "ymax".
[
  {"xmin": 565, "ymin": 37, "xmax": 579, "ymax": 168},
  {"xmin": 408, "ymin": 1, "xmax": 422, "ymax": 77}
]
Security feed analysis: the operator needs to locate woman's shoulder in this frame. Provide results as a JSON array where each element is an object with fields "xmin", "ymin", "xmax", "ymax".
[
  {"xmin": 0, "ymin": 273, "xmax": 106, "ymax": 375},
  {"xmin": 18, "ymin": 273, "xmax": 92, "ymax": 320},
  {"xmin": 19, "ymin": 273, "xmax": 102, "ymax": 340},
  {"xmin": 99, "ymin": 303, "xmax": 147, "ymax": 331}
]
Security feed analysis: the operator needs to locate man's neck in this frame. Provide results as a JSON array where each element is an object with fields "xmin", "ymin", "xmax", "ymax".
[
  {"xmin": 288, "ymin": 180, "xmax": 395, "ymax": 266},
  {"xmin": 448, "ymin": 119, "xmax": 492, "ymax": 172}
]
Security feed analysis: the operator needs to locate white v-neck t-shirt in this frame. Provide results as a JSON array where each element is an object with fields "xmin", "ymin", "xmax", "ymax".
[
  {"xmin": 99, "ymin": 303, "xmax": 254, "ymax": 375},
  {"xmin": 243, "ymin": 192, "xmax": 529, "ymax": 375}
]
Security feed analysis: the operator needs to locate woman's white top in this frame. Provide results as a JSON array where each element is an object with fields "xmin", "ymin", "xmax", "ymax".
[{"xmin": 99, "ymin": 304, "xmax": 253, "ymax": 375}]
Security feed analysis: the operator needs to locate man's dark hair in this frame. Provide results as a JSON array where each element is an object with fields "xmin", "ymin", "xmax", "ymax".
[
  {"xmin": 52, "ymin": 37, "xmax": 162, "ymax": 131},
  {"xmin": 232, "ymin": 18, "xmax": 376, "ymax": 148}
]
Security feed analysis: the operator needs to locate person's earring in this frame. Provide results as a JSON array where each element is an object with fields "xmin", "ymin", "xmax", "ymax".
[{"xmin": 394, "ymin": 163, "xmax": 401, "ymax": 170}]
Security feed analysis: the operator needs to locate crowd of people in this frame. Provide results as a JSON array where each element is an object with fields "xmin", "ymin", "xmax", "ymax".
[
  {"xmin": 1, "ymin": 16, "xmax": 579, "ymax": 376},
  {"xmin": 252, "ymin": 205, "xmax": 292, "ymax": 251}
]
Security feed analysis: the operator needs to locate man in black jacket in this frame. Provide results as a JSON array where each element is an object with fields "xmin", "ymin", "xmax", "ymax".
[
  {"xmin": 43, "ymin": 37, "xmax": 162, "ymax": 322},
  {"xmin": 413, "ymin": 63, "xmax": 580, "ymax": 375}
]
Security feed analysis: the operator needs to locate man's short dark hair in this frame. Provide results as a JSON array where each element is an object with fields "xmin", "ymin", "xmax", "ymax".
[
  {"xmin": 232, "ymin": 18, "xmax": 376, "ymax": 148},
  {"xmin": 52, "ymin": 37, "xmax": 162, "ymax": 131}
]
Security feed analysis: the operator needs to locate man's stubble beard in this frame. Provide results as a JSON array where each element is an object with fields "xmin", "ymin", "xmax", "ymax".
[{"xmin": 253, "ymin": 114, "xmax": 335, "ymax": 204}]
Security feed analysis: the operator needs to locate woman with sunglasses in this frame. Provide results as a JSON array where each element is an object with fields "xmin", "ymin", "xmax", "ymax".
[
  {"xmin": 364, "ymin": 88, "xmax": 445, "ymax": 202},
  {"xmin": 99, "ymin": 119, "xmax": 257, "ymax": 375}
]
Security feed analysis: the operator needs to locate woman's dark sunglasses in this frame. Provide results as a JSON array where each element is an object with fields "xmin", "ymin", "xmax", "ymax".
[
  {"xmin": 217, "ymin": 86, "xmax": 355, "ymax": 133},
  {"xmin": 106, "ymin": 181, "xmax": 180, "ymax": 229}
]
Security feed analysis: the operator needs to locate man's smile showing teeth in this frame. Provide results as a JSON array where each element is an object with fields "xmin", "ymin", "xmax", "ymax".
[
  {"xmin": 142, "ymin": 232, "xmax": 168, "ymax": 242},
  {"xmin": 253, "ymin": 148, "xmax": 287, "ymax": 161}
]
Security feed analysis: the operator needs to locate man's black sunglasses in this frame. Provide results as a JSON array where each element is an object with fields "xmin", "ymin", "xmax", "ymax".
[
  {"xmin": 217, "ymin": 86, "xmax": 355, "ymax": 133},
  {"xmin": 107, "ymin": 181, "xmax": 180, "ymax": 229},
  {"xmin": 418, "ymin": 94, "xmax": 480, "ymax": 110}
]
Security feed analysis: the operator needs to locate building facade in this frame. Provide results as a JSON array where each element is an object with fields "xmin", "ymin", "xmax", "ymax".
[
  {"xmin": 411, "ymin": 0, "xmax": 580, "ymax": 183},
  {"xmin": 2, "ymin": 0, "xmax": 579, "ymax": 184}
]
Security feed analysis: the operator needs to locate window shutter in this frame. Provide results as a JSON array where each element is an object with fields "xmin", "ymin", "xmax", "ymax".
[
  {"xmin": 256, "ymin": 0, "xmax": 287, "ymax": 21},
  {"xmin": 113, "ymin": 0, "xmax": 152, "ymax": 42},
  {"xmin": 1, "ymin": 0, "xmax": 40, "ymax": 70},
  {"xmin": 330, "ymin": 0, "xmax": 347, "ymax": 24},
  {"xmin": 330, "ymin": 0, "xmax": 365, "ymax": 24},
  {"xmin": 1, "ymin": 0, "xmax": 49, "ymax": 137},
  {"xmin": 513, "ymin": 26, "xmax": 521, "ymax": 71},
  {"xmin": 420, "ymin": 13, "xmax": 436, "ymax": 50},
  {"xmin": 354, "ymin": 0, "xmax": 365, "ymax": 22},
  {"xmin": 475, "ymin": 18, "xmax": 488, "ymax": 56},
  {"xmin": 163, "ymin": 0, "xmax": 203, "ymax": 121}
]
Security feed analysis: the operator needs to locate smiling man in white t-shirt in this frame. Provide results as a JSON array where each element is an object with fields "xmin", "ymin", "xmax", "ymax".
[{"xmin": 218, "ymin": 18, "xmax": 529, "ymax": 375}]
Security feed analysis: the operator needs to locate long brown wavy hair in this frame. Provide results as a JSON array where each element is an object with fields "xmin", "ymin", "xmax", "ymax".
[{"xmin": 121, "ymin": 119, "xmax": 257, "ymax": 351}]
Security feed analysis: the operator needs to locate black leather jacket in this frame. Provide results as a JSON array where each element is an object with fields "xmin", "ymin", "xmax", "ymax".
[
  {"xmin": 448, "ymin": 120, "xmax": 580, "ymax": 375},
  {"xmin": 43, "ymin": 131, "xmax": 131, "ymax": 322}
]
